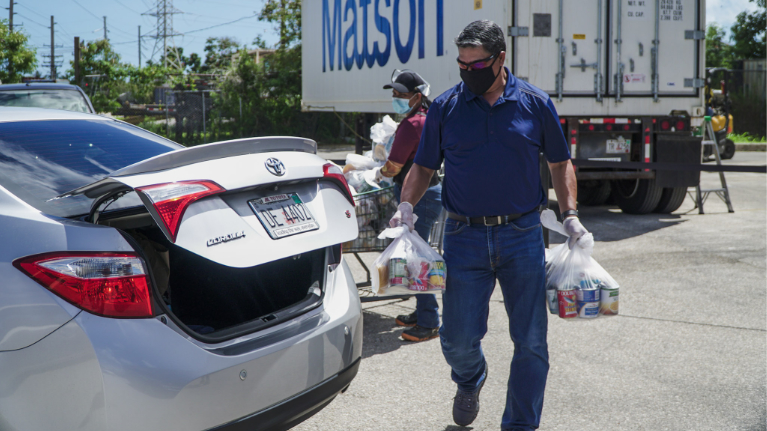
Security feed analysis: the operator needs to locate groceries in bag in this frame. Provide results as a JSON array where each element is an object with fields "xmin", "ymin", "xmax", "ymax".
[
  {"xmin": 372, "ymin": 226, "xmax": 446, "ymax": 296},
  {"xmin": 541, "ymin": 209, "xmax": 620, "ymax": 319}
]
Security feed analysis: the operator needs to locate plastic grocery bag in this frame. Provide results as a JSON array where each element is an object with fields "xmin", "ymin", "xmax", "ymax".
[
  {"xmin": 370, "ymin": 115, "xmax": 398, "ymax": 146},
  {"xmin": 371, "ymin": 226, "xmax": 446, "ymax": 296},
  {"xmin": 540, "ymin": 209, "xmax": 620, "ymax": 317},
  {"xmin": 345, "ymin": 153, "xmax": 381, "ymax": 172}
]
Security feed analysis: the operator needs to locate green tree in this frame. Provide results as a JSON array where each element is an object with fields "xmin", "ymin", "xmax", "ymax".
[
  {"xmin": 257, "ymin": 0, "xmax": 301, "ymax": 49},
  {"xmin": 0, "ymin": 20, "xmax": 37, "ymax": 83},
  {"xmin": 200, "ymin": 37, "xmax": 241, "ymax": 73},
  {"xmin": 706, "ymin": 23, "xmax": 734, "ymax": 68},
  {"xmin": 218, "ymin": 1, "xmax": 302, "ymax": 135},
  {"xmin": 730, "ymin": 0, "xmax": 766, "ymax": 60},
  {"xmin": 125, "ymin": 63, "xmax": 172, "ymax": 105},
  {"xmin": 66, "ymin": 39, "xmax": 130, "ymax": 112}
]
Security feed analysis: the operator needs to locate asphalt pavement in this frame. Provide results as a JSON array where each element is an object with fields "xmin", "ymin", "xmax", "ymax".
[{"xmin": 299, "ymin": 151, "xmax": 766, "ymax": 431}]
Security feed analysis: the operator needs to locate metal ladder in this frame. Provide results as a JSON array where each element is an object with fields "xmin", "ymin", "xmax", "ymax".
[{"xmin": 689, "ymin": 116, "xmax": 734, "ymax": 214}]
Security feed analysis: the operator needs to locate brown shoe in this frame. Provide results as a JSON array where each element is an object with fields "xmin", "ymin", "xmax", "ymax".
[
  {"xmin": 401, "ymin": 325, "xmax": 439, "ymax": 342},
  {"xmin": 395, "ymin": 312, "xmax": 417, "ymax": 327}
]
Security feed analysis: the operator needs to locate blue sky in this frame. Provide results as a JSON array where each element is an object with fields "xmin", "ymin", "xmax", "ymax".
[{"xmin": 10, "ymin": 0, "xmax": 762, "ymax": 78}]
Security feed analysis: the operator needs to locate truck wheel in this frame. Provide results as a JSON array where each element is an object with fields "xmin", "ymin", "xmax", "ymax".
[
  {"xmin": 654, "ymin": 187, "xmax": 688, "ymax": 214},
  {"xmin": 719, "ymin": 139, "xmax": 736, "ymax": 160},
  {"xmin": 577, "ymin": 180, "xmax": 612, "ymax": 206},
  {"xmin": 612, "ymin": 179, "xmax": 663, "ymax": 214}
]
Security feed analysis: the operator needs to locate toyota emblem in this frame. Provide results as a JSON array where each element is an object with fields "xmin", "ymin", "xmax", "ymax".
[{"xmin": 265, "ymin": 157, "xmax": 286, "ymax": 176}]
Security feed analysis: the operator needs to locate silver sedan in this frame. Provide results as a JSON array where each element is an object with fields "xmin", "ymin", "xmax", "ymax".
[{"xmin": 0, "ymin": 107, "xmax": 362, "ymax": 431}]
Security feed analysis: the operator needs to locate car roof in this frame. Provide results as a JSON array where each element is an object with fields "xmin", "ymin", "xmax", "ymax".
[
  {"xmin": 0, "ymin": 106, "xmax": 112, "ymax": 123},
  {"xmin": 0, "ymin": 83, "xmax": 85, "ymax": 91}
]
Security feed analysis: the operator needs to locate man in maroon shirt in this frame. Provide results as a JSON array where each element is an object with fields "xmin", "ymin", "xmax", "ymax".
[{"xmin": 375, "ymin": 70, "xmax": 443, "ymax": 342}]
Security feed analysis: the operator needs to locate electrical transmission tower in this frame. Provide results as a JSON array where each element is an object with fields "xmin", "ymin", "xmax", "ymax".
[{"xmin": 142, "ymin": 0, "xmax": 184, "ymax": 70}]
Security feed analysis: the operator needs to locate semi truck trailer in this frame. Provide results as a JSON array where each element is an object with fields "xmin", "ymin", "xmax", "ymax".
[{"xmin": 302, "ymin": 0, "xmax": 706, "ymax": 214}]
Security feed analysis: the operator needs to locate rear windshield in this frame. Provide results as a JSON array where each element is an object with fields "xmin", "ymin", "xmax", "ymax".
[
  {"xmin": 0, "ymin": 89, "xmax": 92, "ymax": 113},
  {"xmin": 0, "ymin": 119, "xmax": 180, "ymax": 218}
]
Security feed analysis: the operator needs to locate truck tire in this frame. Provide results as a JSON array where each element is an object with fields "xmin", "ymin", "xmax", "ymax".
[
  {"xmin": 612, "ymin": 179, "xmax": 663, "ymax": 215},
  {"xmin": 577, "ymin": 180, "xmax": 612, "ymax": 206},
  {"xmin": 720, "ymin": 139, "xmax": 735, "ymax": 160},
  {"xmin": 653, "ymin": 187, "xmax": 688, "ymax": 214}
]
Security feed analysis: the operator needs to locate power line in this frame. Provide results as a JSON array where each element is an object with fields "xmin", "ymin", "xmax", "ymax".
[
  {"xmin": 112, "ymin": 0, "xmax": 142, "ymax": 14},
  {"xmin": 184, "ymin": 13, "xmax": 258, "ymax": 34},
  {"xmin": 68, "ymin": 0, "xmax": 134, "ymax": 38},
  {"xmin": 16, "ymin": 13, "xmax": 48, "ymax": 29},
  {"xmin": 69, "ymin": 0, "xmax": 102, "ymax": 21},
  {"xmin": 16, "ymin": 4, "xmax": 47, "ymax": 19}
]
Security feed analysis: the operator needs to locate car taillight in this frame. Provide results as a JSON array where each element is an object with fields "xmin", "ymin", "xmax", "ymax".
[
  {"xmin": 136, "ymin": 180, "xmax": 225, "ymax": 242},
  {"xmin": 14, "ymin": 252, "xmax": 154, "ymax": 318},
  {"xmin": 323, "ymin": 163, "xmax": 355, "ymax": 206}
]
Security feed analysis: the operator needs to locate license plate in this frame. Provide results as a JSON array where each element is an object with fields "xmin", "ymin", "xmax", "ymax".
[
  {"xmin": 606, "ymin": 139, "xmax": 631, "ymax": 154},
  {"xmin": 248, "ymin": 193, "xmax": 319, "ymax": 239}
]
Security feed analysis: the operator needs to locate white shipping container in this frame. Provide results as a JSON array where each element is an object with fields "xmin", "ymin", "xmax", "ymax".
[{"xmin": 301, "ymin": 0, "xmax": 706, "ymax": 117}]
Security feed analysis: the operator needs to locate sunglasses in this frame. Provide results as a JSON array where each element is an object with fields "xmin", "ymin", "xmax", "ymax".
[{"xmin": 456, "ymin": 52, "xmax": 499, "ymax": 70}]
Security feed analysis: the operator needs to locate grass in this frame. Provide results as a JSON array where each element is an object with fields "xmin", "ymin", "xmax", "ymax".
[{"xmin": 728, "ymin": 133, "xmax": 766, "ymax": 143}]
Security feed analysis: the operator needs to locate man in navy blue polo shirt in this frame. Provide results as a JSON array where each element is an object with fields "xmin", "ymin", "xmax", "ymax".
[{"xmin": 391, "ymin": 20, "xmax": 588, "ymax": 430}]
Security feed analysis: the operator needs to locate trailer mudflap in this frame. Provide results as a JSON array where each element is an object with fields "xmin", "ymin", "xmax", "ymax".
[{"xmin": 655, "ymin": 135, "xmax": 702, "ymax": 188}]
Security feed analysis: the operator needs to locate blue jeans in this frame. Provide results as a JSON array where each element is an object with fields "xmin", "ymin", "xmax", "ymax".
[
  {"xmin": 439, "ymin": 211, "xmax": 548, "ymax": 430},
  {"xmin": 393, "ymin": 182, "xmax": 442, "ymax": 329}
]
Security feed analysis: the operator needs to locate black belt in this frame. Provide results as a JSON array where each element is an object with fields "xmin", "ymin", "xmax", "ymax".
[{"xmin": 446, "ymin": 209, "xmax": 535, "ymax": 226}]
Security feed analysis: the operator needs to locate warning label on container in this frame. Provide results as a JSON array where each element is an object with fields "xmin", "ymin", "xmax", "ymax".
[
  {"xmin": 626, "ymin": 0, "xmax": 649, "ymax": 20},
  {"xmin": 660, "ymin": 0, "xmax": 683, "ymax": 21},
  {"xmin": 623, "ymin": 73, "xmax": 646, "ymax": 83}
]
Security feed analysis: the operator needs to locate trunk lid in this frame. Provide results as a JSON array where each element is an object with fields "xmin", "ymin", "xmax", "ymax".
[{"xmin": 58, "ymin": 137, "xmax": 358, "ymax": 268}]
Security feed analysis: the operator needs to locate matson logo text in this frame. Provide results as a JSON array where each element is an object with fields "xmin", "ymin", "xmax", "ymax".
[{"xmin": 322, "ymin": 0, "xmax": 444, "ymax": 72}]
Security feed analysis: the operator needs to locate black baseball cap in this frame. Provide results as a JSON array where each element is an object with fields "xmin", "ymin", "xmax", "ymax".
[{"xmin": 383, "ymin": 70, "xmax": 426, "ymax": 93}]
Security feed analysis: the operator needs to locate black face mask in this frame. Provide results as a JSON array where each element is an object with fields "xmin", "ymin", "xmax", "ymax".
[{"xmin": 459, "ymin": 57, "xmax": 502, "ymax": 96}]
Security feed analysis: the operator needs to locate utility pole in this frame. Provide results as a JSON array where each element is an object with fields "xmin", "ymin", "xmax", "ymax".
[
  {"xmin": 279, "ymin": 0, "xmax": 287, "ymax": 48},
  {"xmin": 42, "ymin": 16, "xmax": 62, "ymax": 80},
  {"xmin": 103, "ymin": 16, "xmax": 107, "ymax": 41},
  {"xmin": 138, "ymin": 26, "xmax": 141, "ymax": 68},
  {"xmin": 74, "ymin": 36, "xmax": 80, "ymax": 86},
  {"xmin": 50, "ymin": 16, "xmax": 55, "ymax": 79},
  {"xmin": 7, "ymin": 0, "xmax": 16, "ymax": 29},
  {"xmin": 7, "ymin": 0, "xmax": 16, "ymax": 80}
]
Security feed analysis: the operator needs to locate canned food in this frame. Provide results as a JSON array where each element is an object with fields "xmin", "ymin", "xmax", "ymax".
[
  {"xmin": 600, "ymin": 286, "xmax": 619, "ymax": 315},
  {"xmin": 577, "ymin": 301, "xmax": 600, "ymax": 318},
  {"xmin": 576, "ymin": 288, "xmax": 600, "ymax": 303},
  {"xmin": 557, "ymin": 287, "xmax": 577, "ymax": 319},
  {"xmin": 546, "ymin": 288, "xmax": 558, "ymax": 314},
  {"xmin": 389, "ymin": 258, "xmax": 408, "ymax": 287},
  {"xmin": 428, "ymin": 261, "xmax": 446, "ymax": 289},
  {"xmin": 410, "ymin": 261, "xmax": 431, "ymax": 291}
]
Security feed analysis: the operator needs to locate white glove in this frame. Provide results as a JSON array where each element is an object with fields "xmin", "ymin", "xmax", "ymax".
[
  {"xmin": 373, "ymin": 167, "xmax": 384, "ymax": 182},
  {"xmin": 563, "ymin": 217, "xmax": 589, "ymax": 249},
  {"xmin": 390, "ymin": 202, "xmax": 415, "ymax": 231}
]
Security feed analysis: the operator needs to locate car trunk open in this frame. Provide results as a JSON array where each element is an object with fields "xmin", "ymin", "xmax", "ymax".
[
  {"xmin": 113, "ymin": 217, "xmax": 329, "ymax": 339},
  {"xmin": 61, "ymin": 138, "xmax": 358, "ymax": 341}
]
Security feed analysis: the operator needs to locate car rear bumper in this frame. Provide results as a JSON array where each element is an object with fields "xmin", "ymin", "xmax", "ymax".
[{"xmin": 210, "ymin": 357, "xmax": 361, "ymax": 431}]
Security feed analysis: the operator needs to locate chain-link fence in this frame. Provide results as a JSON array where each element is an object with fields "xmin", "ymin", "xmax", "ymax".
[{"xmin": 112, "ymin": 89, "xmax": 370, "ymax": 148}]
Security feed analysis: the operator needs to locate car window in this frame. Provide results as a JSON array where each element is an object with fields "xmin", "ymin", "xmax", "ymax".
[
  {"xmin": 0, "ymin": 119, "xmax": 181, "ymax": 218},
  {"xmin": 0, "ymin": 89, "xmax": 92, "ymax": 113}
]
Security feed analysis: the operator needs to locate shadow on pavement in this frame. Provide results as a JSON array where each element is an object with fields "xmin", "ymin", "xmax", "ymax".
[
  {"xmin": 361, "ymin": 310, "xmax": 406, "ymax": 359},
  {"xmin": 547, "ymin": 200, "xmax": 688, "ymax": 244},
  {"xmin": 442, "ymin": 426, "xmax": 473, "ymax": 431}
]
